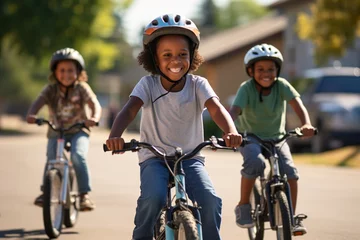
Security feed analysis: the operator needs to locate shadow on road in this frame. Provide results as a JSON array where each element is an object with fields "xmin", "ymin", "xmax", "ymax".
[{"xmin": 0, "ymin": 228, "xmax": 78, "ymax": 239}]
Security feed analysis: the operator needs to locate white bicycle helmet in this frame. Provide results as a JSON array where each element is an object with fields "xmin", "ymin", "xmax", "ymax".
[
  {"xmin": 244, "ymin": 43, "xmax": 283, "ymax": 76},
  {"xmin": 50, "ymin": 47, "xmax": 85, "ymax": 71},
  {"xmin": 143, "ymin": 14, "xmax": 200, "ymax": 49}
]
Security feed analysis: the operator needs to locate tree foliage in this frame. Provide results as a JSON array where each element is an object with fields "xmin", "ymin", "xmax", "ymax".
[
  {"xmin": 0, "ymin": 0, "xmax": 132, "ymax": 117},
  {"xmin": 296, "ymin": 0, "xmax": 360, "ymax": 65},
  {"xmin": 216, "ymin": 0, "xmax": 269, "ymax": 30}
]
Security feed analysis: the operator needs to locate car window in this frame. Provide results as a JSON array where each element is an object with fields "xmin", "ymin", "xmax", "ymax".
[{"xmin": 315, "ymin": 76, "xmax": 360, "ymax": 93}]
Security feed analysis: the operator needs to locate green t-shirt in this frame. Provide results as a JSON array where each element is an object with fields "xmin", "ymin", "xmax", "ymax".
[{"xmin": 232, "ymin": 77, "xmax": 300, "ymax": 139}]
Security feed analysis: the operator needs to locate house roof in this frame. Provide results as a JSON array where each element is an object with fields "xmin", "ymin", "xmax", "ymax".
[{"xmin": 199, "ymin": 15, "xmax": 287, "ymax": 61}]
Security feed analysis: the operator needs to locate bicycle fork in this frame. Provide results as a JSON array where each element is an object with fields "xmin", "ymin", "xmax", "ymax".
[
  {"xmin": 265, "ymin": 155, "xmax": 294, "ymax": 229},
  {"xmin": 164, "ymin": 160, "xmax": 203, "ymax": 239},
  {"xmin": 47, "ymin": 138, "xmax": 70, "ymax": 206}
]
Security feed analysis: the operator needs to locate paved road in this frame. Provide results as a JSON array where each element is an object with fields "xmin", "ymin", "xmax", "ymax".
[{"xmin": 0, "ymin": 128, "xmax": 359, "ymax": 240}]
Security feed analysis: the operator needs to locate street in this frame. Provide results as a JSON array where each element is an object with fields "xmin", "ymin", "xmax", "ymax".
[{"xmin": 0, "ymin": 128, "xmax": 359, "ymax": 240}]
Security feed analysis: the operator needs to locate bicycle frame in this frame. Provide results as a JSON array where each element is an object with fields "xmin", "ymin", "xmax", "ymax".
[
  {"xmin": 163, "ymin": 149, "xmax": 203, "ymax": 239},
  {"xmin": 104, "ymin": 136, "xmax": 236, "ymax": 240},
  {"xmin": 244, "ymin": 128, "xmax": 317, "ymax": 240}
]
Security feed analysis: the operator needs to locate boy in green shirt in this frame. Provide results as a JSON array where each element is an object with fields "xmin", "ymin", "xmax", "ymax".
[{"xmin": 229, "ymin": 43, "xmax": 316, "ymax": 235}]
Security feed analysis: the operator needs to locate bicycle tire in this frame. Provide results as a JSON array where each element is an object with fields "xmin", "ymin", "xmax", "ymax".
[
  {"xmin": 274, "ymin": 191, "xmax": 292, "ymax": 240},
  {"xmin": 248, "ymin": 181, "xmax": 265, "ymax": 240},
  {"xmin": 154, "ymin": 209, "xmax": 166, "ymax": 240},
  {"xmin": 174, "ymin": 210, "xmax": 199, "ymax": 240},
  {"xmin": 43, "ymin": 169, "xmax": 64, "ymax": 239},
  {"xmin": 64, "ymin": 167, "xmax": 79, "ymax": 228}
]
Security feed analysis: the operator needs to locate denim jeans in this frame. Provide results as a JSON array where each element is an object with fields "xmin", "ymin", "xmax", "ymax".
[
  {"xmin": 239, "ymin": 136, "xmax": 299, "ymax": 180},
  {"xmin": 42, "ymin": 130, "xmax": 92, "ymax": 193},
  {"xmin": 132, "ymin": 158, "xmax": 222, "ymax": 240}
]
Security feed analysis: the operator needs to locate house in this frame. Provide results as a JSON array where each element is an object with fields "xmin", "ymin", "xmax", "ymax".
[
  {"xmin": 198, "ymin": 14, "xmax": 287, "ymax": 106},
  {"xmin": 198, "ymin": 0, "xmax": 360, "ymax": 107}
]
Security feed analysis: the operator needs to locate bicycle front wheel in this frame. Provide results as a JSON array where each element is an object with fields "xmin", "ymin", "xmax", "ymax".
[
  {"xmin": 64, "ymin": 167, "xmax": 79, "ymax": 228},
  {"xmin": 174, "ymin": 210, "xmax": 199, "ymax": 240},
  {"xmin": 248, "ymin": 181, "xmax": 265, "ymax": 240},
  {"xmin": 43, "ymin": 169, "xmax": 64, "ymax": 239},
  {"xmin": 274, "ymin": 191, "xmax": 292, "ymax": 240},
  {"xmin": 154, "ymin": 209, "xmax": 166, "ymax": 240}
]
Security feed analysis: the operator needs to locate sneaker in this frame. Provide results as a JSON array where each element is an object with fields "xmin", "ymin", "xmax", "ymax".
[
  {"xmin": 234, "ymin": 204, "xmax": 254, "ymax": 228},
  {"xmin": 293, "ymin": 214, "xmax": 307, "ymax": 236},
  {"xmin": 80, "ymin": 194, "xmax": 95, "ymax": 211},
  {"xmin": 34, "ymin": 194, "xmax": 43, "ymax": 207}
]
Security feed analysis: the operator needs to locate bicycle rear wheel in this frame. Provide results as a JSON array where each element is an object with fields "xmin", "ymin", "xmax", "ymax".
[
  {"xmin": 248, "ymin": 181, "xmax": 265, "ymax": 240},
  {"xmin": 64, "ymin": 167, "xmax": 79, "ymax": 228},
  {"xmin": 274, "ymin": 191, "xmax": 292, "ymax": 240},
  {"xmin": 174, "ymin": 210, "xmax": 199, "ymax": 240},
  {"xmin": 43, "ymin": 169, "xmax": 64, "ymax": 239}
]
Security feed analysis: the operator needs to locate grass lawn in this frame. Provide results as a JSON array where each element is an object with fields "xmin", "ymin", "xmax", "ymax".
[{"xmin": 293, "ymin": 145, "xmax": 360, "ymax": 168}]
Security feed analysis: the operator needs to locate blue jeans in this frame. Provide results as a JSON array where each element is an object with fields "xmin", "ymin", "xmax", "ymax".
[
  {"xmin": 132, "ymin": 158, "xmax": 222, "ymax": 240},
  {"xmin": 42, "ymin": 130, "xmax": 92, "ymax": 193},
  {"xmin": 239, "ymin": 136, "xmax": 299, "ymax": 180}
]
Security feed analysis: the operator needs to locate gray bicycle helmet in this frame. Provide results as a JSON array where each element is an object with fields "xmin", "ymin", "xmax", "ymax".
[
  {"xmin": 50, "ymin": 48, "xmax": 85, "ymax": 72},
  {"xmin": 143, "ymin": 14, "xmax": 200, "ymax": 49},
  {"xmin": 244, "ymin": 43, "xmax": 283, "ymax": 76}
]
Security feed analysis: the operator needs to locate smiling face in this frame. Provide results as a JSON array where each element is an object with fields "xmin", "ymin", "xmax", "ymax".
[
  {"xmin": 54, "ymin": 60, "xmax": 78, "ymax": 87},
  {"xmin": 155, "ymin": 35, "xmax": 190, "ymax": 83},
  {"xmin": 249, "ymin": 60, "xmax": 278, "ymax": 88}
]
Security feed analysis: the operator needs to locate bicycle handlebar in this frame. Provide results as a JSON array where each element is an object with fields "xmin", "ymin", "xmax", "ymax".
[
  {"xmin": 35, "ymin": 118, "xmax": 99, "ymax": 132},
  {"xmin": 103, "ymin": 136, "xmax": 237, "ymax": 161},
  {"xmin": 241, "ymin": 127, "xmax": 318, "ymax": 146}
]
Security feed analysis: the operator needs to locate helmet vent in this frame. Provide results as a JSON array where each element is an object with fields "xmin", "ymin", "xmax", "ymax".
[
  {"xmin": 162, "ymin": 14, "xmax": 169, "ymax": 23},
  {"xmin": 151, "ymin": 20, "xmax": 158, "ymax": 26},
  {"xmin": 174, "ymin": 15, "xmax": 181, "ymax": 22},
  {"xmin": 261, "ymin": 46, "xmax": 265, "ymax": 51},
  {"xmin": 185, "ymin": 20, "xmax": 192, "ymax": 25},
  {"xmin": 252, "ymin": 51, "xmax": 259, "ymax": 55}
]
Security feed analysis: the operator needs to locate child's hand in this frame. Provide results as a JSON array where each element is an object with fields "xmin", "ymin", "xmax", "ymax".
[
  {"xmin": 26, "ymin": 115, "xmax": 37, "ymax": 124},
  {"xmin": 300, "ymin": 124, "xmax": 316, "ymax": 137},
  {"xmin": 223, "ymin": 133, "xmax": 243, "ymax": 148},
  {"xmin": 106, "ymin": 137, "xmax": 125, "ymax": 155},
  {"xmin": 85, "ymin": 118, "xmax": 98, "ymax": 128}
]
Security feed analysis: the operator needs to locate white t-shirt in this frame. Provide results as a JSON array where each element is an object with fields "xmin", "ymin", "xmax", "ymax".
[{"xmin": 130, "ymin": 74, "xmax": 218, "ymax": 163}]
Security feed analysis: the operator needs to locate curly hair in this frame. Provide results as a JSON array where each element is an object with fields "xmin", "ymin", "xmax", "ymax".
[{"xmin": 137, "ymin": 36, "xmax": 204, "ymax": 75}]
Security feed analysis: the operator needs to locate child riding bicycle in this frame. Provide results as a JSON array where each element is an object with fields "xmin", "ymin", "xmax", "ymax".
[
  {"xmin": 229, "ymin": 43, "xmax": 316, "ymax": 236},
  {"xmin": 105, "ymin": 14, "xmax": 243, "ymax": 240},
  {"xmin": 26, "ymin": 47, "xmax": 102, "ymax": 211}
]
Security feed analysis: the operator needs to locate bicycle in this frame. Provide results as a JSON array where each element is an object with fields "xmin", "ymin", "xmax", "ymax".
[
  {"xmin": 241, "ymin": 128, "xmax": 317, "ymax": 240},
  {"xmin": 35, "ymin": 118, "xmax": 97, "ymax": 239},
  {"xmin": 103, "ymin": 136, "xmax": 238, "ymax": 240}
]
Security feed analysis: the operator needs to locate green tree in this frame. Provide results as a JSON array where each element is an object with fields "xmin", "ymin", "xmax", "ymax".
[
  {"xmin": 0, "ymin": 0, "xmax": 132, "ymax": 128},
  {"xmin": 216, "ymin": 0, "xmax": 269, "ymax": 30},
  {"xmin": 296, "ymin": 0, "xmax": 360, "ymax": 65}
]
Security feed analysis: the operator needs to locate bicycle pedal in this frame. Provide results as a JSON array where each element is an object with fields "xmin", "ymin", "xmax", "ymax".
[{"xmin": 293, "ymin": 231, "xmax": 305, "ymax": 236}]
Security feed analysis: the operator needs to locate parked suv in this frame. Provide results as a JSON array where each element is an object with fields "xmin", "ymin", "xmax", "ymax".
[{"xmin": 287, "ymin": 67, "xmax": 360, "ymax": 153}]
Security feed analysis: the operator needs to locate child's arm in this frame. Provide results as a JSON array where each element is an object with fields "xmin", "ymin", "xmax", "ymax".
[
  {"xmin": 288, "ymin": 97, "xmax": 316, "ymax": 136},
  {"xmin": 229, "ymin": 105, "xmax": 242, "ymax": 121},
  {"xmin": 205, "ymin": 97, "xmax": 242, "ymax": 147},
  {"xmin": 86, "ymin": 98, "xmax": 102, "ymax": 127},
  {"xmin": 106, "ymin": 96, "xmax": 143, "ymax": 151},
  {"xmin": 26, "ymin": 96, "xmax": 46, "ymax": 124}
]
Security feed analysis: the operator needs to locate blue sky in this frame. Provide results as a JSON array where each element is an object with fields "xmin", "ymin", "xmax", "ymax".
[{"xmin": 122, "ymin": 0, "xmax": 277, "ymax": 45}]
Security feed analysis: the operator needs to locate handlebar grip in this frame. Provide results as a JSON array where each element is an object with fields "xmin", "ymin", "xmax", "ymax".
[
  {"xmin": 103, "ymin": 144, "xmax": 110, "ymax": 152},
  {"xmin": 216, "ymin": 138, "xmax": 227, "ymax": 147},
  {"xmin": 314, "ymin": 128, "xmax": 318, "ymax": 135},
  {"xmin": 103, "ymin": 142, "xmax": 135, "ymax": 152}
]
